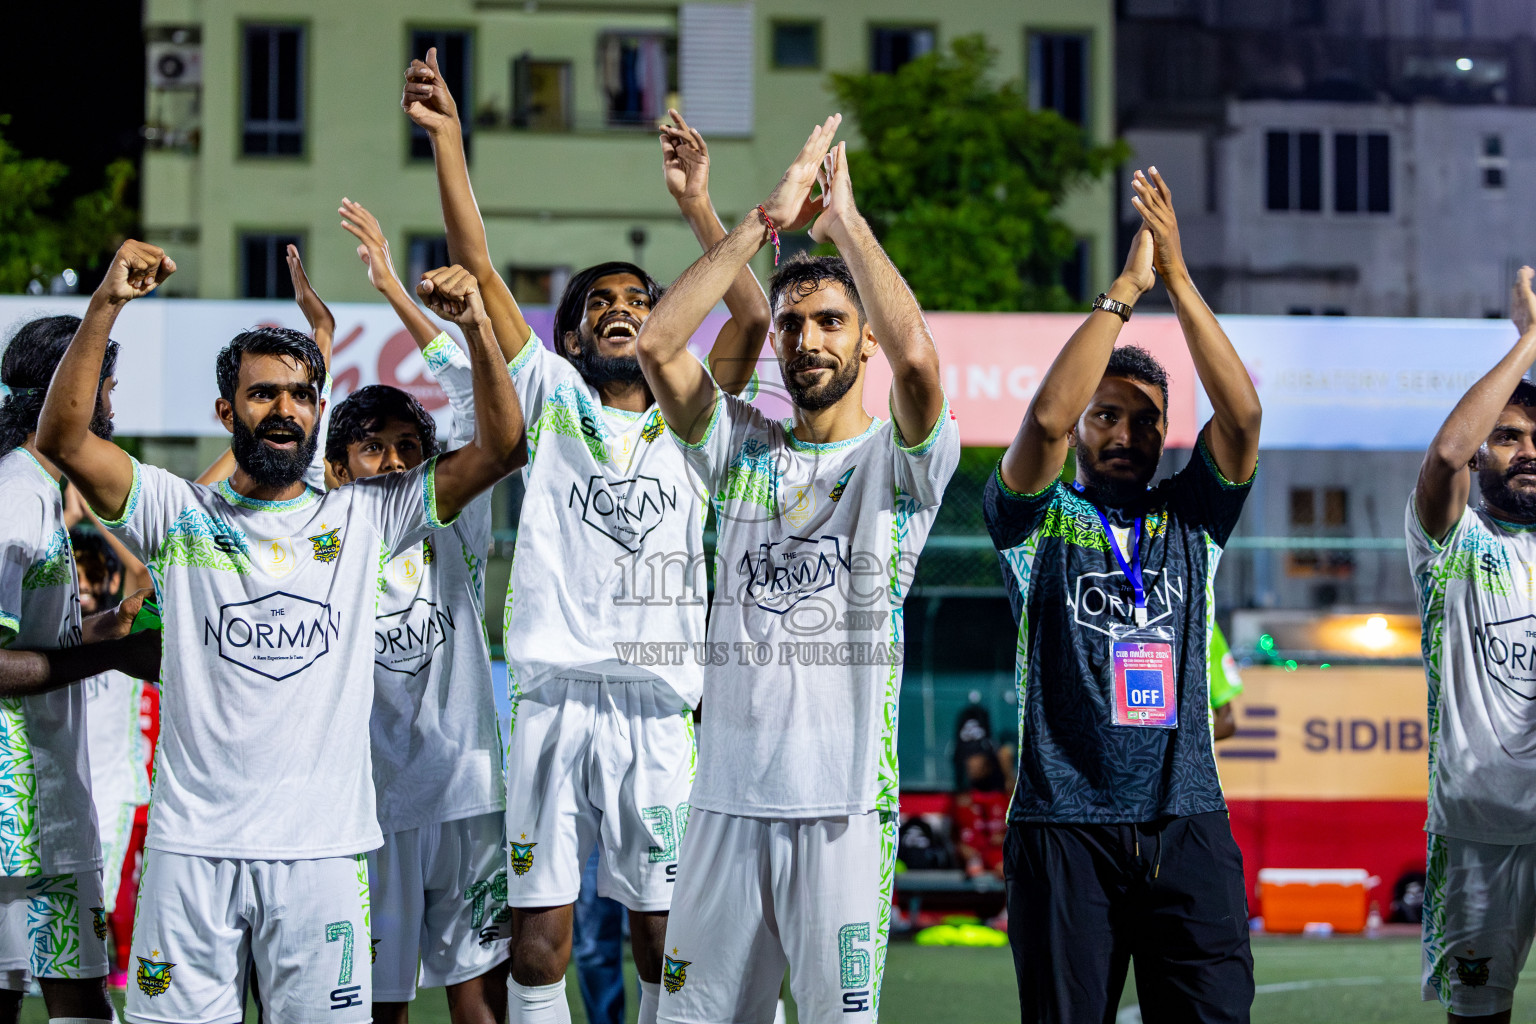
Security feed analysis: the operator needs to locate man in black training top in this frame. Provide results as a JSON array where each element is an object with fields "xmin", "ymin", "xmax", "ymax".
[{"xmin": 984, "ymin": 168, "xmax": 1262, "ymax": 1024}]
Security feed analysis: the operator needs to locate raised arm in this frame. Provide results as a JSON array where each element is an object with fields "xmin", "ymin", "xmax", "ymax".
[
  {"xmin": 638, "ymin": 116, "xmax": 841, "ymax": 443},
  {"xmin": 341, "ymin": 198, "xmax": 442, "ymax": 350},
  {"xmin": 37, "ymin": 240, "xmax": 173, "ymax": 519},
  {"xmin": 999, "ymin": 231, "xmax": 1155, "ymax": 496},
  {"xmin": 659, "ymin": 110, "xmax": 770, "ymax": 396},
  {"xmin": 811, "ymin": 142, "xmax": 942, "ymax": 445},
  {"xmin": 404, "ymin": 48, "xmax": 530, "ymax": 363},
  {"xmin": 1134, "ymin": 168, "xmax": 1260, "ymax": 482},
  {"xmin": 1417, "ymin": 268, "xmax": 1536, "ymax": 540},
  {"xmin": 415, "ymin": 267, "xmax": 526, "ymax": 521}
]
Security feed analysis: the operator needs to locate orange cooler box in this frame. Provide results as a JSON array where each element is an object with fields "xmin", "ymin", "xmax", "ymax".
[{"xmin": 1257, "ymin": 868, "xmax": 1375, "ymax": 934}]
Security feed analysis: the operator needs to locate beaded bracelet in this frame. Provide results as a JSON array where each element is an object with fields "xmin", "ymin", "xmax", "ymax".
[{"xmin": 755, "ymin": 204, "xmax": 782, "ymax": 266}]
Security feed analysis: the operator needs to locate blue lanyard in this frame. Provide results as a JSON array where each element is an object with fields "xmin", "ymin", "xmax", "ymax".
[{"xmin": 1091, "ymin": 505, "xmax": 1147, "ymax": 626}]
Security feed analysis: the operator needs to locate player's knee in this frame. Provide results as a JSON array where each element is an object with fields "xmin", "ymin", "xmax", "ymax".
[
  {"xmin": 371, "ymin": 1000, "xmax": 411, "ymax": 1024},
  {"xmin": 509, "ymin": 919, "xmax": 571, "ymax": 985}
]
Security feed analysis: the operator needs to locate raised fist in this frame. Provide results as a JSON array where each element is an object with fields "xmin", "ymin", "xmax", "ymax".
[{"xmin": 418, "ymin": 265, "xmax": 487, "ymax": 327}]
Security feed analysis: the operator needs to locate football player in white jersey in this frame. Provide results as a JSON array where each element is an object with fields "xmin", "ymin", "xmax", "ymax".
[
  {"xmin": 37, "ymin": 240, "xmax": 525, "ymax": 1024},
  {"xmin": 403, "ymin": 48, "xmax": 770, "ymax": 1024},
  {"xmin": 636, "ymin": 124, "xmax": 959, "ymax": 1023},
  {"xmin": 332, "ymin": 198, "xmax": 512, "ymax": 1024},
  {"xmin": 0, "ymin": 314, "xmax": 159, "ymax": 1024}
]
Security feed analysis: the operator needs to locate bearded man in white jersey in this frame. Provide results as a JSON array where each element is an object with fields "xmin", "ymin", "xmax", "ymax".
[
  {"xmin": 0, "ymin": 314, "xmax": 159, "ymax": 1024},
  {"xmin": 636, "ymin": 121, "xmax": 960, "ymax": 1023},
  {"xmin": 1412, "ymin": 267, "xmax": 1536, "ymax": 1024},
  {"xmin": 402, "ymin": 48, "xmax": 770, "ymax": 1024},
  {"xmin": 37, "ymin": 240, "xmax": 526, "ymax": 1024}
]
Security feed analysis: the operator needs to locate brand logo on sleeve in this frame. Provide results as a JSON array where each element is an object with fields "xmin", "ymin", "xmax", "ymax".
[
  {"xmin": 567, "ymin": 474, "xmax": 677, "ymax": 553},
  {"xmin": 202, "ymin": 592, "xmax": 340, "ymax": 680},
  {"xmin": 374, "ymin": 598, "xmax": 455, "ymax": 676}
]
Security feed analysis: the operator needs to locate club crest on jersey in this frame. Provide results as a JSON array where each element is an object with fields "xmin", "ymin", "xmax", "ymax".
[
  {"xmin": 829, "ymin": 468, "xmax": 855, "ymax": 502},
  {"xmin": 1456, "ymin": 956, "xmax": 1491, "ymax": 987},
  {"xmin": 308, "ymin": 527, "xmax": 342, "ymax": 564},
  {"xmin": 568, "ymin": 474, "xmax": 677, "ymax": 554},
  {"xmin": 781, "ymin": 484, "xmax": 816, "ymax": 527},
  {"xmin": 662, "ymin": 954, "xmax": 691, "ymax": 994},
  {"xmin": 137, "ymin": 955, "xmax": 175, "ymax": 997},
  {"xmin": 260, "ymin": 538, "xmax": 297, "ymax": 578},
  {"xmin": 641, "ymin": 414, "xmax": 665, "ymax": 443},
  {"xmin": 510, "ymin": 842, "xmax": 537, "ymax": 876},
  {"xmin": 90, "ymin": 906, "xmax": 107, "ymax": 940}
]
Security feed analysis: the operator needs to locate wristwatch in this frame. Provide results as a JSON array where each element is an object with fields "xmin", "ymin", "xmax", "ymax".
[{"xmin": 1092, "ymin": 292, "xmax": 1133, "ymax": 323}]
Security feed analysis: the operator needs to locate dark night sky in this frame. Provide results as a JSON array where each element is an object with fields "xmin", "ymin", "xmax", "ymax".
[{"xmin": 8, "ymin": 2, "xmax": 146, "ymax": 225}]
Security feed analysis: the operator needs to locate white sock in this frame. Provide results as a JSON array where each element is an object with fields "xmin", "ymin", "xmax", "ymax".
[
  {"xmin": 508, "ymin": 979, "xmax": 571, "ymax": 1024},
  {"xmin": 50, "ymin": 1018, "xmax": 116, "ymax": 1024},
  {"xmin": 774, "ymin": 998, "xmax": 788, "ymax": 1024},
  {"xmin": 639, "ymin": 979, "xmax": 660, "ymax": 1024}
]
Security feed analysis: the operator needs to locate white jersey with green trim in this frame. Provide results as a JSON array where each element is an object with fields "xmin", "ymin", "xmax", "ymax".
[
  {"xmin": 104, "ymin": 457, "xmax": 452, "ymax": 859},
  {"xmin": 366, "ymin": 334, "xmax": 503, "ymax": 834},
  {"xmin": 84, "ymin": 669, "xmax": 150, "ymax": 812},
  {"xmin": 676, "ymin": 390, "xmax": 960, "ymax": 817},
  {"xmin": 1407, "ymin": 497, "xmax": 1536, "ymax": 844},
  {"xmin": 0, "ymin": 448, "xmax": 99, "ymax": 875},
  {"xmin": 501, "ymin": 334, "xmax": 710, "ymax": 708}
]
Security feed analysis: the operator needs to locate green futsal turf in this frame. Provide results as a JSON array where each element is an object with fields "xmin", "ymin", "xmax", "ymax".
[{"xmin": 37, "ymin": 934, "xmax": 1536, "ymax": 1023}]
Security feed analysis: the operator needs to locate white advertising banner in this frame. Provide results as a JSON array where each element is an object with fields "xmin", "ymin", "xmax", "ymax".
[{"xmin": 0, "ymin": 297, "xmax": 1522, "ymax": 449}]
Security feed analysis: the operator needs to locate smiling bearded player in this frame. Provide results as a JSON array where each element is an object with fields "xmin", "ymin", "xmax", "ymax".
[
  {"xmin": 37, "ymin": 239, "xmax": 526, "ymax": 1024},
  {"xmin": 1411, "ymin": 266, "xmax": 1536, "ymax": 1024},
  {"xmin": 402, "ymin": 47, "xmax": 770, "ymax": 1024},
  {"xmin": 636, "ymin": 120, "xmax": 959, "ymax": 1023}
]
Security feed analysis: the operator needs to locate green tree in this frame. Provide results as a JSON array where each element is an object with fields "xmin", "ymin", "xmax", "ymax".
[
  {"xmin": 0, "ymin": 118, "xmax": 135, "ymax": 294},
  {"xmin": 829, "ymin": 35, "xmax": 1126, "ymax": 311}
]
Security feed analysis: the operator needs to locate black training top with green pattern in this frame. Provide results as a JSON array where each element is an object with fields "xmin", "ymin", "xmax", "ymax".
[{"xmin": 982, "ymin": 437, "xmax": 1253, "ymax": 825}]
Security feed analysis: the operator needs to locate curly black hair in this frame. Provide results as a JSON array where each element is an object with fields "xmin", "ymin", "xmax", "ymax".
[
  {"xmin": 767, "ymin": 254, "xmax": 866, "ymax": 326},
  {"xmin": 324, "ymin": 385, "xmax": 439, "ymax": 472},
  {"xmin": 0, "ymin": 315, "xmax": 119, "ymax": 454},
  {"xmin": 1511, "ymin": 380, "xmax": 1536, "ymax": 408},
  {"xmin": 70, "ymin": 527, "xmax": 122, "ymax": 593},
  {"xmin": 215, "ymin": 326, "xmax": 325, "ymax": 403},
  {"xmin": 1105, "ymin": 344, "xmax": 1170, "ymax": 423}
]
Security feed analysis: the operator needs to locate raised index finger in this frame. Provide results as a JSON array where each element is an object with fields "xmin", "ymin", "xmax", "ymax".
[{"xmin": 795, "ymin": 114, "xmax": 842, "ymax": 169}]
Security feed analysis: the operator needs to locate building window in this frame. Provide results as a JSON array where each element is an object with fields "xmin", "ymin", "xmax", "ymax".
[
  {"xmin": 507, "ymin": 265, "xmax": 572, "ymax": 306},
  {"xmin": 513, "ymin": 57, "xmax": 572, "ymax": 131},
  {"xmin": 1028, "ymin": 32, "xmax": 1088, "ymax": 126},
  {"xmin": 241, "ymin": 233, "xmax": 303, "ymax": 298},
  {"xmin": 870, "ymin": 26, "xmax": 934, "ymax": 74},
  {"xmin": 600, "ymin": 32, "xmax": 677, "ymax": 128},
  {"xmin": 1484, "ymin": 166, "xmax": 1506, "ymax": 188},
  {"xmin": 407, "ymin": 235, "xmax": 451, "ymax": 287},
  {"xmin": 242, "ymin": 25, "xmax": 304, "ymax": 156},
  {"xmin": 1333, "ymin": 131, "xmax": 1391, "ymax": 213},
  {"xmin": 1485, "ymin": 134, "xmax": 1504, "ymax": 157},
  {"xmin": 772, "ymin": 21, "xmax": 821, "ymax": 69},
  {"xmin": 410, "ymin": 30, "xmax": 471, "ymax": 159},
  {"xmin": 1266, "ymin": 130, "xmax": 1322, "ymax": 212},
  {"xmin": 1480, "ymin": 134, "xmax": 1507, "ymax": 190}
]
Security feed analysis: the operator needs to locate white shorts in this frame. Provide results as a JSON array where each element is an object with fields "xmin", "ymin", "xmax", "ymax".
[
  {"xmin": 504, "ymin": 679, "xmax": 695, "ymax": 912},
  {"xmin": 1421, "ymin": 832, "xmax": 1536, "ymax": 1015},
  {"xmin": 368, "ymin": 811, "xmax": 511, "ymax": 1001},
  {"xmin": 658, "ymin": 808, "xmax": 897, "ymax": 1024},
  {"xmin": 127, "ymin": 850, "xmax": 372, "ymax": 1024},
  {"xmin": 0, "ymin": 870, "xmax": 109, "ymax": 980}
]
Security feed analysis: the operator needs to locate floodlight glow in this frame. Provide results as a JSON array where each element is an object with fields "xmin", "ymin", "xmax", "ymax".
[{"xmin": 1457, "ymin": 57, "xmax": 1474, "ymax": 71}]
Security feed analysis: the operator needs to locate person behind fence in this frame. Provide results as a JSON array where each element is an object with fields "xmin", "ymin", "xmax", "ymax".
[{"xmin": 983, "ymin": 168, "xmax": 1262, "ymax": 1024}]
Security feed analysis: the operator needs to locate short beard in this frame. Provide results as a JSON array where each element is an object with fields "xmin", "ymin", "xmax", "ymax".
[
  {"xmin": 1479, "ymin": 462, "xmax": 1536, "ymax": 520},
  {"xmin": 88, "ymin": 397, "xmax": 114, "ymax": 443},
  {"xmin": 569, "ymin": 330, "xmax": 646, "ymax": 388},
  {"xmin": 784, "ymin": 357, "xmax": 860, "ymax": 412},
  {"xmin": 1077, "ymin": 450, "xmax": 1158, "ymax": 508},
  {"xmin": 230, "ymin": 413, "xmax": 318, "ymax": 489}
]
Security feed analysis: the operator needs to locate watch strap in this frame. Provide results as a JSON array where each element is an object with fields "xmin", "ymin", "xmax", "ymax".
[{"xmin": 1093, "ymin": 292, "xmax": 1133, "ymax": 323}]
